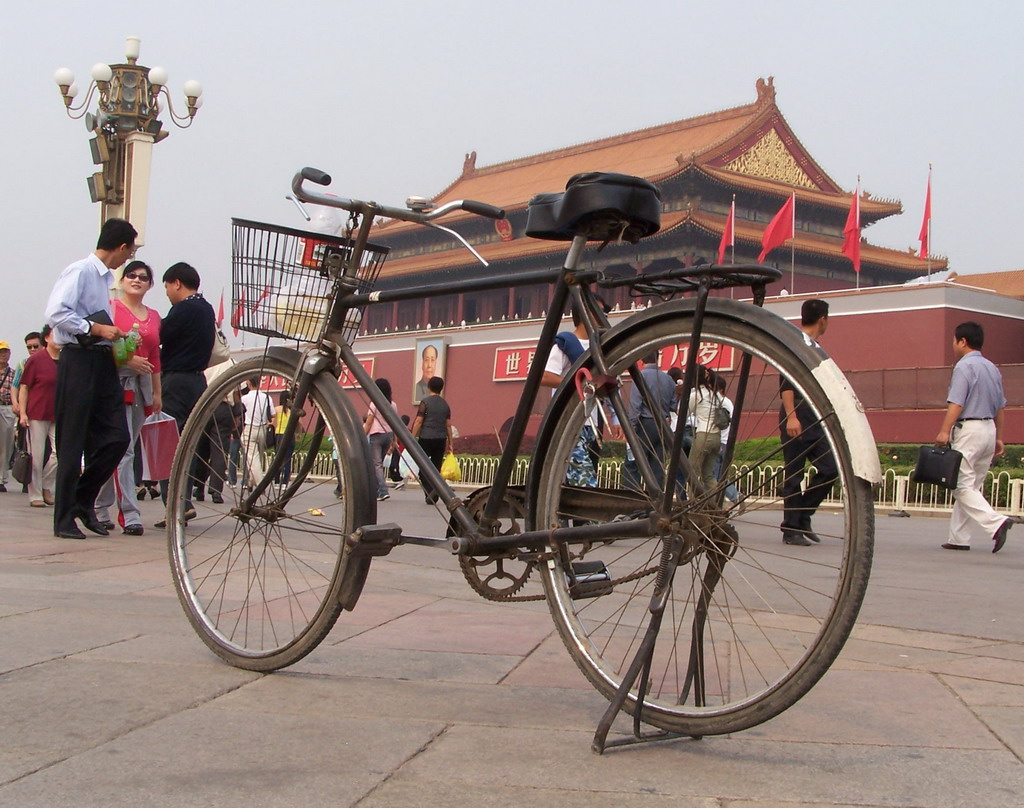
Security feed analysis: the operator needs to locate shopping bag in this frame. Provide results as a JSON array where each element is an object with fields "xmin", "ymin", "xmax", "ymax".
[
  {"xmin": 440, "ymin": 452, "xmax": 461, "ymax": 482},
  {"xmin": 910, "ymin": 445, "xmax": 963, "ymax": 490},
  {"xmin": 140, "ymin": 412, "xmax": 180, "ymax": 481}
]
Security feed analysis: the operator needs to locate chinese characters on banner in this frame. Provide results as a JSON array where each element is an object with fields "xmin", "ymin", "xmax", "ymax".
[
  {"xmin": 493, "ymin": 345, "xmax": 538, "ymax": 381},
  {"xmin": 659, "ymin": 342, "xmax": 735, "ymax": 372},
  {"xmin": 338, "ymin": 358, "xmax": 375, "ymax": 389},
  {"xmin": 493, "ymin": 342, "xmax": 734, "ymax": 382}
]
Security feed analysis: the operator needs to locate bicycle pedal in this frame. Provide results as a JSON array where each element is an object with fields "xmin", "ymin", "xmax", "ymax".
[
  {"xmin": 568, "ymin": 560, "xmax": 613, "ymax": 599},
  {"xmin": 344, "ymin": 522, "xmax": 403, "ymax": 558}
]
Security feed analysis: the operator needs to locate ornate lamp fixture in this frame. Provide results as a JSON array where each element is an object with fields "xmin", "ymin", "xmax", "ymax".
[{"xmin": 53, "ymin": 36, "xmax": 202, "ymax": 238}]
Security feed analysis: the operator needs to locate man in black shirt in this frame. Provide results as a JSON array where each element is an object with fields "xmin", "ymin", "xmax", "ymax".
[
  {"xmin": 779, "ymin": 299, "xmax": 837, "ymax": 546},
  {"xmin": 156, "ymin": 262, "xmax": 215, "ymax": 526}
]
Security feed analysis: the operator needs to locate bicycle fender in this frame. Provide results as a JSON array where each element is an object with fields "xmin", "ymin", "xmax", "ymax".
[{"xmin": 597, "ymin": 298, "xmax": 883, "ymax": 487}]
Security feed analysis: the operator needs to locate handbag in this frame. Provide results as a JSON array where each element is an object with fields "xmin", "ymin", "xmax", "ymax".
[
  {"xmin": 911, "ymin": 445, "xmax": 963, "ymax": 489},
  {"xmin": 713, "ymin": 402, "xmax": 731, "ymax": 431},
  {"xmin": 264, "ymin": 399, "xmax": 277, "ymax": 450},
  {"xmin": 208, "ymin": 327, "xmax": 231, "ymax": 368},
  {"xmin": 11, "ymin": 428, "xmax": 31, "ymax": 485}
]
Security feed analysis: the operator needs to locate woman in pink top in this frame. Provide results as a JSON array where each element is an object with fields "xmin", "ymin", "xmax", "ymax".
[
  {"xmin": 95, "ymin": 261, "xmax": 162, "ymax": 535},
  {"xmin": 364, "ymin": 378, "xmax": 398, "ymax": 501}
]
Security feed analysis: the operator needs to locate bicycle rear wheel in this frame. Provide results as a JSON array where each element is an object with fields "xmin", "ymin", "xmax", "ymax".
[
  {"xmin": 167, "ymin": 351, "xmax": 375, "ymax": 671},
  {"xmin": 530, "ymin": 298, "xmax": 876, "ymax": 737}
]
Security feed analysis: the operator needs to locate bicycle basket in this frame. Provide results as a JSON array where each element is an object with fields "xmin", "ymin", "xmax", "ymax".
[{"xmin": 230, "ymin": 218, "xmax": 389, "ymax": 343}]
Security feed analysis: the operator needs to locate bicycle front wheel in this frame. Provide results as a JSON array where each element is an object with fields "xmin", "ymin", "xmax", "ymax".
[
  {"xmin": 167, "ymin": 350, "xmax": 376, "ymax": 671},
  {"xmin": 530, "ymin": 298, "xmax": 876, "ymax": 737}
]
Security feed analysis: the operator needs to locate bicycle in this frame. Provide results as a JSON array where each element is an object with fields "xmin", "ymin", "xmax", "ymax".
[{"xmin": 168, "ymin": 167, "xmax": 882, "ymax": 752}]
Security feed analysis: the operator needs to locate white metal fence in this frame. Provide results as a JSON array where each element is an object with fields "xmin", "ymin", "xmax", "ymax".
[{"xmin": 285, "ymin": 450, "xmax": 1023, "ymax": 518}]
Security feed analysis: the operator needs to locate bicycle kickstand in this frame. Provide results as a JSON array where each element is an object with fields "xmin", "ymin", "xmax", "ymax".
[{"xmin": 592, "ymin": 534, "xmax": 693, "ymax": 754}]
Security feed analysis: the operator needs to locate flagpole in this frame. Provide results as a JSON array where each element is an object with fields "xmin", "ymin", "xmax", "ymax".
[
  {"xmin": 790, "ymin": 192, "xmax": 796, "ymax": 293},
  {"xmin": 729, "ymin": 195, "xmax": 736, "ymax": 298},
  {"xmin": 856, "ymin": 177, "xmax": 860, "ymax": 291}
]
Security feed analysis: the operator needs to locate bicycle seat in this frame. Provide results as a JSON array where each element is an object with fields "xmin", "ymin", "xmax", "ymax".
[{"xmin": 525, "ymin": 172, "xmax": 662, "ymax": 243}]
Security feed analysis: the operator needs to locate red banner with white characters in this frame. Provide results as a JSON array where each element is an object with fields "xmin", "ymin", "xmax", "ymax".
[
  {"xmin": 493, "ymin": 345, "xmax": 538, "ymax": 381},
  {"xmin": 338, "ymin": 358, "xmax": 375, "ymax": 389},
  {"xmin": 658, "ymin": 342, "xmax": 735, "ymax": 372}
]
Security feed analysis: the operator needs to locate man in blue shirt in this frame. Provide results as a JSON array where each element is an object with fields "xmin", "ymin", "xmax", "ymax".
[
  {"xmin": 45, "ymin": 219, "xmax": 134, "ymax": 539},
  {"xmin": 936, "ymin": 321, "xmax": 1012, "ymax": 552},
  {"xmin": 628, "ymin": 353, "xmax": 676, "ymax": 491}
]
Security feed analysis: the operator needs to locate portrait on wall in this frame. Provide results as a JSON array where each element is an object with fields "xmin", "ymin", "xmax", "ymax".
[{"xmin": 413, "ymin": 337, "xmax": 446, "ymax": 403}]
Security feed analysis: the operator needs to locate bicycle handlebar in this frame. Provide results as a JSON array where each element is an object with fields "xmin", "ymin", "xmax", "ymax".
[{"xmin": 292, "ymin": 166, "xmax": 506, "ymax": 225}]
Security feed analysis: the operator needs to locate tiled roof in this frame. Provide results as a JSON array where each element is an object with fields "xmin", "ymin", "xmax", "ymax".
[{"xmin": 947, "ymin": 270, "xmax": 1024, "ymax": 299}]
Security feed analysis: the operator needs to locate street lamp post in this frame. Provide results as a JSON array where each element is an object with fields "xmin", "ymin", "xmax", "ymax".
[{"xmin": 53, "ymin": 36, "xmax": 202, "ymax": 244}]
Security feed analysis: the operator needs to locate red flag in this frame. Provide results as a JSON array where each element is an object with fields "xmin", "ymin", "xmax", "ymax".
[
  {"xmin": 717, "ymin": 198, "xmax": 735, "ymax": 264},
  {"xmin": 842, "ymin": 183, "xmax": 861, "ymax": 273},
  {"xmin": 918, "ymin": 169, "xmax": 932, "ymax": 260},
  {"xmin": 217, "ymin": 289, "xmax": 225, "ymax": 328},
  {"xmin": 757, "ymin": 193, "xmax": 795, "ymax": 262},
  {"xmin": 231, "ymin": 289, "xmax": 246, "ymax": 337}
]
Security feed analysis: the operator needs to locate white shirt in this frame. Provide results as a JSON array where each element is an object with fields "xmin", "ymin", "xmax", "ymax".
[
  {"xmin": 241, "ymin": 389, "xmax": 273, "ymax": 427},
  {"xmin": 45, "ymin": 254, "xmax": 115, "ymax": 346}
]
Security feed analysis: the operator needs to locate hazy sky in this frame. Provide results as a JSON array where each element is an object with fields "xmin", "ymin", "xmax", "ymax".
[{"xmin": 3, "ymin": 0, "xmax": 1021, "ymax": 353}]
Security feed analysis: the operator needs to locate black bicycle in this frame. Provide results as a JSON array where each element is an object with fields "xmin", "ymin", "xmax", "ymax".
[{"xmin": 167, "ymin": 168, "xmax": 881, "ymax": 751}]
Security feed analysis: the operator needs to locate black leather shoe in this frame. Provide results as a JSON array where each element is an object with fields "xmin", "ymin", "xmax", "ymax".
[
  {"xmin": 56, "ymin": 527, "xmax": 87, "ymax": 540},
  {"xmin": 74, "ymin": 508, "xmax": 109, "ymax": 536},
  {"xmin": 100, "ymin": 520, "xmax": 116, "ymax": 531},
  {"xmin": 941, "ymin": 542, "xmax": 970, "ymax": 551},
  {"xmin": 211, "ymin": 493, "xmax": 224, "ymax": 504},
  {"xmin": 802, "ymin": 530, "xmax": 822, "ymax": 543},
  {"xmin": 123, "ymin": 524, "xmax": 144, "ymax": 536},
  {"xmin": 783, "ymin": 531, "xmax": 813, "ymax": 546},
  {"xmin": 993, "ymin": 519, "xmax": 1013, "ymax": 554}
]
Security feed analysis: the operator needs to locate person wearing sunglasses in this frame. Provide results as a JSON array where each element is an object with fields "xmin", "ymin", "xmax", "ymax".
[{"xmin": 94, "ymin": 261, "xmax": 162, "ymax": 536}]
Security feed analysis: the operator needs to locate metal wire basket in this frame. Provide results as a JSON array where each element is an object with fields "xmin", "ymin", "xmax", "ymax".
[{"xmin": 230, "ymin": 218, "xmax": 389, "ymax": 343}]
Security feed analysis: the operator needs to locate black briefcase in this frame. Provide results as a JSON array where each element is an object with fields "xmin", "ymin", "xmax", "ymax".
[{"xmin": 911, "ymin": 445, "xmax": 963, "ymax": 489}]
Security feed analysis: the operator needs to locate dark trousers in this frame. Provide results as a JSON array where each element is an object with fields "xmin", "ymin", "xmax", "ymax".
[
  {"xmin": 53, "ymin": 346, "xmax": 130, "ymax": 532},
  {"xmin": 417, "ymin": 437, "xmax": 446, "ymax": 502},
  {"xmin": 780, "ymin": 425, "xmax": 838, "ymax": 531},
  {"xmin": 159, "ymin": 371, "xmax": 207, "ymax": 508}
]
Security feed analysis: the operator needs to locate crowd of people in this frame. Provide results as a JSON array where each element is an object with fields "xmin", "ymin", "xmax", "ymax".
[{"xmin": 0, "ymin": 220, "xmax": 1011, "ymax": 555}]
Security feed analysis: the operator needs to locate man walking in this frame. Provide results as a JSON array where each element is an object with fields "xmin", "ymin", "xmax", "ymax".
[
  {"xmin": 779, "ymin": 298, "xmax": 838, "ymax": 546},
  {"xmin": 936, "ymin": 321, "xmax": 1012, "ymax": 552},
  {"xmin": 155, "ymin": 262, "xmax": 215, "ymax": 528},
  {"xmin": 45, "ymin": 219, "xmax": 134, "ymax": 539}
]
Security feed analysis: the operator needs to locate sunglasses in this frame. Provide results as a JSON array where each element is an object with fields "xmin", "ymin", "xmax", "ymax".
[{"xmin": 124, "ymin": 271, "xmax": 152, "ymax": 282}]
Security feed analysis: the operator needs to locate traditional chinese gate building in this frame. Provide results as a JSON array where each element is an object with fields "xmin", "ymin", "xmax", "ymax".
[{"xmin": 255, "ymin": 79, "xmax": 1021, "ymax": 447}]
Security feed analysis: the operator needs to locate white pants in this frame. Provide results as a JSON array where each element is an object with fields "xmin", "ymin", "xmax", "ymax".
[
  {"xmin": 947, "ymin": 419, "xmax": 1004, "ymax": 547},
  {"xmin": 0, "ymin": 404, "xmax": 14, "ymax": 485},
  {"xmin": 241, "ymin": 423, "xmax": 268, "ymax": 487},
  {"xmin": 27, "ymin": 419, "xmax": 57, "ymax": 502}
]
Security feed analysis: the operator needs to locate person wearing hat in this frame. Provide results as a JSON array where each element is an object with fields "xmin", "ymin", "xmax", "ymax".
[
  {"xmin": 0, "ymin": 340, "xmax": 14, "ymax": 492},
  {"xmin": 44, "ymin": 218, "xmax": 134, "ymax": 539}
]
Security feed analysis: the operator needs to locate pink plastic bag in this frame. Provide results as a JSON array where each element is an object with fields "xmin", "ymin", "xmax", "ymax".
[{"xmin": 140, "ymin": 412, "xmax": 180, "ymax": 481}]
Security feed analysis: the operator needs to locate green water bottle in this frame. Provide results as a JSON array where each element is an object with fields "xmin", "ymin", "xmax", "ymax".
[
  {"xmin": 112, "ymin": 336, "xmax": 128, "ymax": 366},
  {"xmin": 125, "ymin": 323, "xmax": 141, "ymax": 360}
]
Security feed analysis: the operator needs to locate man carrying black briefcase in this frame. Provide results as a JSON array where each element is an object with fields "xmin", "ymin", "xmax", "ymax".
[{"xmin": 934, "ymin": 322, "xmax": 1012, "ymax": 553}]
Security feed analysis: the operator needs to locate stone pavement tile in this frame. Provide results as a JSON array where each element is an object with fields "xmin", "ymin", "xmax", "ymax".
[
  {"xmin": 0, "ymin": 606, "xmax": 181, "ymax": 673},
  {"xmin": 341, "ymin": 596, "xmax": 555, "ymax": 656},
  {"xmin": 211, "ymin": 673, "xmax": 611, "ymax": 732},
  {"xmin": 743, "ymin": 669, "xmax": 1002, "ymax": 749},
  {"xmin": 0, "ymin": 571, "xmax": 161, "ymax": 597},
  {"xmin": 326, "ymin": 587, "xmax": 442, "ymax": 628},
  {"xmin": 500, "ymin": 632, "xmax": 596, "ymax": 690},
  {"xmin": 959, "ymin": 641, "xmax": 1024, "ymax": 662},
  {"xmin": 850, "ymin": 623, "xmax": 992, "ymax": 653},
  {"xmin": 939, "ymin": 675, "xmax": 1024, "ymax": 707},
  {"xmin": 395, "ymin": 724, "xmax": 1024, "ymax": 807},
  {"xmin": 0, "ymin": 709, "xmax": 444, "ymax": 808},
  {"xmin": 73, "ymin": 631, "xmax": 229, "ymax": 668},
  {"xmin": 0, "ymin": 658, "xmax": 256, "ymax": 785},
  {"xmin": 836, "ymin": 637, "xmax": 969, "ymax": 671},
  {"xmin": 288, "ymin": 644, "xmax": 522, "ymax": 684},
  {"xmin": 358, "ymin": 776, "xmax": 719, "ymax": 808},
  {"xmin": 974, "ymin": 706, "xmax": 1024, "ymax": 759},
  {"xmin": 925, "ymin": 656, "xmax": 1024, "ymax": 686}
]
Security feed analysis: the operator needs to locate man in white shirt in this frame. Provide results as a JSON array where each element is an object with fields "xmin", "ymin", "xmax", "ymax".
[
  {"xmin": 240, "ymin": 377, "xmax": 274, "ymax": 488},
  {"xmin": 45, "ymin": 219, "xmax": 135, "ymax": 540}
]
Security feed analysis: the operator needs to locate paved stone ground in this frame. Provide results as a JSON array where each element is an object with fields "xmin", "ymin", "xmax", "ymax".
[{"xmin": 1, "ymin": 485, "xmax": 1022, "ymax": 807}]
